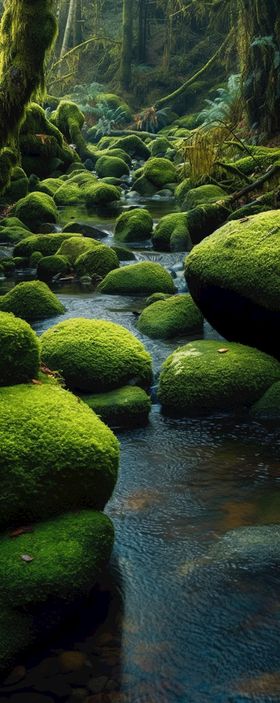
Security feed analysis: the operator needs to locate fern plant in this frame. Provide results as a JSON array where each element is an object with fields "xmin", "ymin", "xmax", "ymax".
[
  {"xmin": 93, "ymin": 102, "xmax": 128, "ymax": 136},
  {"xmin": 66, "ymin": 82, "xmax": 104, "ymax": 115},
  {"xmin": 198, "ymin": 74, "xmax": 242, "ymax": 127}
]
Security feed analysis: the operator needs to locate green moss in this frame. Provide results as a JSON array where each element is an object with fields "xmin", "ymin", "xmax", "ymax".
[
  {"xmin": 133, "ymin": 175, "xmax": 158, "ymax": 196},
  {"xmin": 75, "ymin": 245, "xmax": 119, "ymax": 279},
  {"xmin": 250, "ymin": 381, "xmax": 280, "ymax": 419},
  {"xmin": 0, "ymin": 216, "xmax": 30, "ymax": 231},
  {"xmin": 0, "ymin": 312, "xmax": 40, "ymax": 385},
  {"xmin": 0, "ymin": 280, "xmax": 65, "ymax": 321},
  {"xmin": 150, "ymin": 137, "xmax": 171, "ymax": 157},
  {"xmin": 4, "ymin": 166, "xmax": 29, "ymax": 203},
  {"xmin": 0, "ymin": 381, "xmax": 119, "ymax": 525},
  {"xmin": 175, "ymin": 178, "xmax": 192, "ymax": 207},
  {"xmin": 30, "ymin": 250, "xmax": 43, "ymax": 266},
  {"xmin": 85, "ymin": 182, "xmax": 121, "ymax": 208},
  {"xmin": 0, "ymin": 609, "xmax": 33, "ymax": 675},
  {"xmin": 0, "ymin": 258, "xmax": 16, "ymax": 274},
  {"xmin": 14, "ymin": 233, "xmax": 81, "ymax": 258},
  {"xmin": 95, "ymin": 155, "xmax": 129, "ymax": 179},
  {"xmin": 143, "ymin": 157, "xmax": 177, "ymax": 188},
  {"xmin": 0, "ymin": 225, "xmax": 33, "ymax": 244},
  {"xmin": 13, "ymin": 192, "xmax": 58, "ymax": 232},
  {"xmin": 13, "ymin": 256, "xmax": 29, "ymax": 268},
  {"xmin": 51, "ymin": 100, "xmax": 93, "ymax": 161},
  {"xmin": 115, "ymin": 208, "xmax": 153, "ymax": 243},
  {"xmin": 37, "ymin": 254, "xmax": 69, "ymax": 282},
  {"xmin": 152, "ymin": 213, "xmax": 191, "ymax": 252},
  {"xmin": 145, "ymin": 292, "xmax": 172, "ymax": 306},
  {"xmin": 80, "ymin": 385, "xmax": 151, "ymax": 428},
  {"xmin": 107, "ymin": 134, "xmax": 150, "ymax": 159},
  {"xmin": 106, "ymin": 148, "xmax": 132, "ymax": 166},
  {"xmin": 186, "ymin": 203, "xmax": 230, "ymax": 245},
  {"xmin": 54, "ymin": 181, "xmax": 84, "ymax": 205},
  {"xmin": 40, "ymin": 318, "xmax": 152, "ymax": 392},
  {"xmin": 38, "ymin": 178, "xmax": 64, "ymax": 196},
  {"xmin": 0, "ymin": 148, "xmax": 17, "ymax": 193},
  {"xmin": 98, "ymin": 262, "xmax": 176, "ymax": 296},
  {"xmin": 57, "ymin": 236, "xmax": 100, "ymax": 265},
  {"xmin": 137, "ymin": 294, "xmax": 203, "ymax": 339},
  {"xmin": 183, "ymin": 185, "xmax": 227, "ymax": 210},
  {"xmin": 0, "ymin": 510, "xmax": 114, "ymax": 606},
  {"xmin": 111, "ymin": 245, "xmax": 136, "ymax": 261},
  {"xmin": 158, "ymin": 340, "xmax": 280, "ymax": 414},
  {"xmin": 185, "ymin": 211, "xmax": 280, "ymax": 310}
]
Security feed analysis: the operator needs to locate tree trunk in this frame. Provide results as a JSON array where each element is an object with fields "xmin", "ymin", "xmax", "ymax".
[
  {"xmin": 238, "ymin": 0, "xmax": 280, "ymax": 137},
  {"xmin": 60, "ymin": 0, "xmax": 76, "ymax": 61},
  {"xmin": 138, "ymin": 0, "xmax": 147, "ymax": 62},
  {"xmin": 120, "ymin": 0, "xmax": 133, "ymax": 90},
  {"xmin": 0, "ymin": 0, "xmax": 57, "ymax": 149}
]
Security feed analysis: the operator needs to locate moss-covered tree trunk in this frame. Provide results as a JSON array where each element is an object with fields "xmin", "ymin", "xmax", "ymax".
[
  {"xmin": 120, "ymin": 0, "xmax": 133, "ymax": 90},
  {"xmin": 238, "ymin": 0, "xmax": 280, "ymax": 137},
  {"xmin": 0, "ymin": 0, "xmax": 57, "ymax": 150}
]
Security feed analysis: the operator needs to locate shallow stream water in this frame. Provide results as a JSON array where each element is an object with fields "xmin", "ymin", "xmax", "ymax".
[{"xmin": 0, "ymin": 195, "xmax": 280, "ymax": 703}]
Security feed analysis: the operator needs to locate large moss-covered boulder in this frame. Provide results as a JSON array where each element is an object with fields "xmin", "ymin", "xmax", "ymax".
[
  {"xmin": 250, "ymin": 381, "xmax": 280, "ymax": 419},
  {"xmin": 75, "ymin": 244, "xmax": 119, "ymax": 279},
  {"xmin": 37, "ymin": 254, "xmax": 69, "ymax": 282},
  {"xmin": 0, "ymin": 510, "xmax": 114, "ymax": 606},
  {"xmin": 40, "ymin": 318, "xmax": 152, "ymax": 392},
  {"xmin": 158, "ymin": 340, "xmax": 280, "ymax": 414},
  {"xmin": 98, "ymin": 262, "xmax": 176, "ymax": 295},
  {"xmin": 143, "ymin": 157, "xmax": 177, "ymax": 188},
  {"xmin": 14, "ymin": 233, "xmax": 81, "ymax": 258},
  {"xmin": 0, "ymin": 383, "xmax": 119, "ymax": 527},
  {"xmin": 95, "ymin": 155, "xmax": 129, "ymax": 179},
  {"xmin": 183, "ymin": 184, "xmax": 227, "ymax": 210},
  {"xmin": 137, "ymin": 294, "xmax": 203, "ymax": 339},
  {"xmin": 13, "ymin": 192, "xmax": 58, "ymax": 232},
  {"xmin": 152, "ymin": 213, "xmax": 191, "ymax": 252},
  {"xmin": 0, "ymin": 281, "xmax": 65, "ymax": 321},
  {"xmin": 0, "ymin": 312, "xmax": 40, "ymax": 385},
  {"xmin": 185, "ymin": 211, "xmax": 280, "ymax": 357},
  {"xmin": 115, "ymin": 208, "xmax": 153, "ymax": 243},
  {"xmin": 80, "ymin": 385, "xmax": 151, "ymax": 428}
]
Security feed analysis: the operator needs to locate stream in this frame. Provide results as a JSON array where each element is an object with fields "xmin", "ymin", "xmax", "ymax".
[{"xmin": 0, "ymin": 194, "xmax": 280, "ymax": 703}]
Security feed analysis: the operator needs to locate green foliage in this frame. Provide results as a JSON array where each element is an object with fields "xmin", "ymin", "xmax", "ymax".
[
  {"xmin": 93, "ymin": 101, "xmax": 129, "ymax": 137},
  {"xmin": 198, "ymin": 75, "xmax": 241, "ymax": 126},
  {"xmin": 0, "ymin": 280, "xmax": 65, "ymax": 321},
  {"xmin": 0, "ymin": 312, "xmax": 40, "ymax": 386}
]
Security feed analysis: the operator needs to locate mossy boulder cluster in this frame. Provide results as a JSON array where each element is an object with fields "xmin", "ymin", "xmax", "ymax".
[
  {"xmin": 0, "ymin": 314, "xmax": 120, "ymax": 674},
  {"xmin": 185, "ymin": 211, "xmax": 280, "ymax": 358}
]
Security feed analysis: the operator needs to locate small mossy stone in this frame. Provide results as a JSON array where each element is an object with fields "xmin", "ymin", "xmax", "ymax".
[
  {"xmin": 158, "ymin": 340, "xmax": 280, "ymax": 415},
  {"xmin": 143, "ymin": 157, "xmax": 177, "ymax": 188},
  {"xmin": 80, "ymin": 386, "xmax": 151, "ymax": 428},
  {"xmin": 108, "ymin": 135, "xmax": 150, "ymax": 159},
  {"xmin": 184, "ymin": 210, "xmax": 280, "ymax": 357},
  {"xmin": 14, "ymin": 233, "xmax": 81, "ymax": 258},
  {"xmin": 145, "ymin": 292, "xmax": 172, "ymax": 306},
  {"xmin": 152, "ymin": 213, "xmax": 191, "ymax": 252},
  {"xmin": 0, "ymin": 383, "xmax": 119, "ymax": 527},
  {"xmin": 13, "ymin": 192, "xmax": 58, "ymax": 232},
  {"xmin": 30, "ymin": 251, "xmax": 43, "ymax": 267},
  {"xmin": 111, "ymin": 245, "xmax": 136, "ymax": 261},
  {"xmin": 137, "ymin": 294, "xmax": 203, "ymax": 339},
  {"xmin": 0, "ymin": 312, "xmax": 40, "ymax": 385},
  {"xmin": 38, "ymin": 178, "xmax": 64, "ymax": 196},
  {"xmin": 250, "ymin": 381, "xmax": 280, "ymax": 419},
  {"xmin": 0, "ymin": 280, "xmax": 65, "ymax": 321},
  {"xmin": 75, "ymin": 245, "xmax": 119, "ymax": 279},
  {"xmin": 54, "ymin": 182, "xmax": 84, "ymax": 205},
  {"xmin": 150, "ymin": 137, "xmax": 171, "ymax": 157},
  {"xmin": 62, "ymin": 221, "xmax": 107, "ymax": 239},
  {"xmin": 37, "ymin": 255, "xmax": 69, "ymax": 282},
  {"xmin": 57, "ymin": 236, "xmax": 100, "ymax": 265},
  {"xmin": 95, "ymin": 156, "xmax": 129, "ymax": 179},
  {"xmin": 133, "ymin": 175, "xmax": 158, "ymax": 196},
  {"xmin": 98, "ymin": 262, "xmax": 176, "ymax": 296},
  {"xmin": 0, "ymin": 225, "xmax": 33, "ymax": 244},
  {"xmin": 0, "ymin": 510, "xmax": 114, "ymax": 607},
  {"xmin": 0, "ymin": 216, "xmax": 30, "ymax": 231},
  {"xmin": 183, "ymin": 185, "xmax": 227, "ymax": 210},
  {"xmin": 115, "ymin": 208, "xmax": 153, "ymax": 243},
  {"xmin": 85, "ymin": 182, "xmax": 121, "ymax": 207},
  {"xmin": 40, "ymin": 318, "xmax": 152, "ymax": 392}
]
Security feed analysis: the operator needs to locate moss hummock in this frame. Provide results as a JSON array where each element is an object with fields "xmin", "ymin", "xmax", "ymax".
[
  {"xmin": 108, "ymin": 134, "xmax": 150, "ymax": 159},
  {"xmin": 0, "ymin": 312, "xmax": 40, "ymax": 385},
  {"xmin": 57, "ymin": 236, "xmax": 100, "ymax": 264},
  {"xmin": 185, "ymin": 210, "xmax": 280, "ymax": 356},
  {"xmin": 143, "ymin": 157, "xmax": 177, "ymax": 188},
  {"xmin": 152, "ymin": 213, "xmax": 191, "ymax": 252},
  {"xmin": 183, "ymin": 184, "xmax": 227, "ymax": 210},
  {"xmin": 115, "ymin": 208, "xmax": 153, "ymax": 243},
  {"xmin": 158, "ymin": 340, "xmax": 280, "ymax": 414},
  {"xmin": 0, "ymin": 383, "xmax": 119, "ymax": 527},
  {"xmin": 250, "ymin": 381, "xmax": 280, "ymax": 419},
  {"xmin": 85, "ymin": 182, "xmax": 121, "ymax": 208},
  {"xmin": 0, "ymin": 280, "xmax": 65, "ymax": 321},
  {"xmin": 138, "ymin": 294, "xmax": 203, "ymax": 339},
  {"xmin": 98, "ymin": 262, "xmax": 176, "ymax": 296},
  {"xmin": 0, "ymin": 510, "xmax": 114, "ymax": 606},
  {"xmin": 80, "ymin": 385, "xmax": 151, "ymax": 428},
  {"xmin": 41, "ymin": 318, "xmax": 152, "ymax": 392},
  {"xmin": 75, "ymin": 245, "xmax": 119, "ymax": 279},
  {"xmin": 95, "ymin": 155, "xmax": 129, "ymax": 179},
  {"xmin": 13, "ymin": 192, "xmax": 58, "ymax": 232},
  {"xmin": 14, "ymin": 233, "xmax": 81, "ymax": 258},
  {"xmin": 37, "ymin": 255, "xmax": 69, "ymax": 282}
]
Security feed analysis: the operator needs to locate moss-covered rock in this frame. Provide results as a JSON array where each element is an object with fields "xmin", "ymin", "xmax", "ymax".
[
  {"xmin": 182, "ymin": 184, "xmax": 227, "ymax": 210},
  {"xmin": 50, "ymin": 100, "xmax": 92, "ymax": 162},
  {"xmin": 143, "ymin": 157, "xmax": 177, "ymax": 188},
  {"xmin": 38, "ymin": 177, "xmax": 65, "ymax": 196},
  {"xmin": 150, "ymin": 137, "xmax": 171, "ymax": 157},
  {"xmin": 132, "ymin": 175, "xmax": 158, "ymax": 196},
  {"xmin": 37, "ymin": 255, "xmax": 69, "ymax": 282},
  {"xmin": 14, "ymin": 233, "xmax": 82, "ymax": 258},
  {"xmin": 0, "ymin": 216, "xmax": 30, "ymax": 231},
  {"xmin": 62, "ymin": 221, "xmax": 107, "ymax": 239},
  {"xmin": 95, "ymin": 155, "xmax": 129, "ymax": 179},
  {"xmin": 0, "ymin": 510, "xmax": 114, "ymax": 606},
  {"xmin": 158, "ymin": 340, "xmax": 280, "ymax": 414},
  {"xmin": 145, "ymin": 292, "xmax": 172, "ymax": 306},
  {"xmin": 98, "ymin": 262, "xmax": 176, "ymax": 296},
  {"xmin": 57, "ymin": 236, "xmax": 100, "ymax": 264},
  {"xmin": 250, "ymin": 381, "xmax": 280, "ymax": 419},
  {"xmin": 111, "ymin": 244, "xmax": 136, "ymax": 261},
  {"xmin": 115, "ymin": 208, "xmax": 153, "ymax": 243},
  {"xmin": 4, "ymin": 166, "xmax": 29, "ymax": 203},
  {"xmin": 152, "ymin": 213, "xmax": 191, "ymax": 252},
  {"xmin": 80, "ymin": 385, "xmax": 151, "ymax": 428},
  {"xmin": 0, "ymin": 312, "xmax": 40, "ymax": 385},
  {"xmin": 30, "ymin": 250, "xmax": 43, "ymax": 267},
  {"xmin": 85, "ymin": 182, "xmax": 121, "ymax": 208},
  {"xmin": 137, "ymin": 294, "xmax": 203, "ymax": 339},
  {"xmin": 0, "ymin": 224, "xmax": 33, "ymax": 244},
  {"xmin": 108, "ymin": 134, "xmax": 150, "ymax": 159},
  {"xmin": 185, "ymin": 211, "xmax": 280, "ymax": 357},
  {"xmin": 175, "ymin": 178, "xmax": 192, "ymax": 207},
  {"xmin": 40, "ymin": 318, "xmax": 152, "ymax": 392},
  {"xmin": 75, "ymin": 244, "xmax": 119, "ymax": 280},
  {"xmin": 186, "ymin": 203, "xmax": 230, "ymax": 244},
  {"xmin": 0, "ymin": 382, "xmax": 119, "ymax": 526},
  {"xmin": 13, "ymin": 192, "xmax": 58, "ymax": 232},
  {"xmin": 0, "ymin": 281, "xmax": 65, "ymax": 321},
  {"xmin": 54, "ymin": 181, "xmax": 84, "ymax": 205}
]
